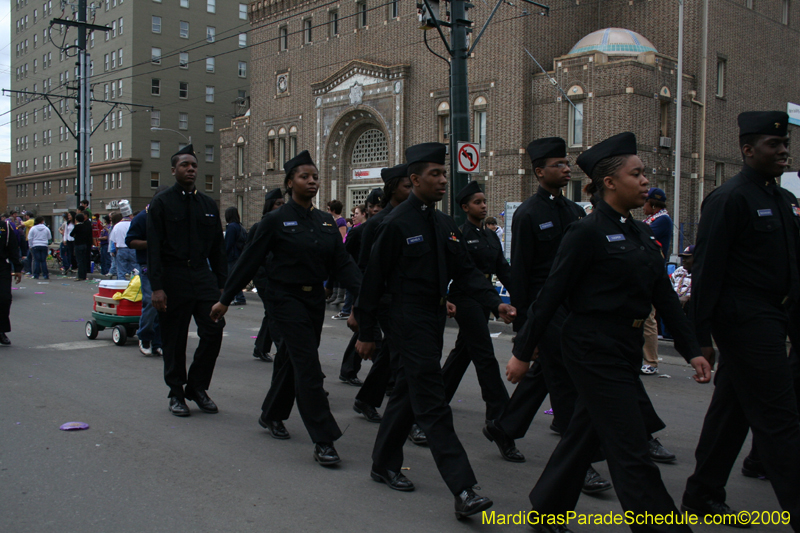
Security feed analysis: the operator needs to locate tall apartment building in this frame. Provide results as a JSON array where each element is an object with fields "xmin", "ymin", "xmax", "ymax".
[
  {"xmin": 220, "ymin": 0, "xmax": 798, "ymax": 251},
  {"xmin": 9, "ymin": 0, "xmax": 251, "ymax": 231}
]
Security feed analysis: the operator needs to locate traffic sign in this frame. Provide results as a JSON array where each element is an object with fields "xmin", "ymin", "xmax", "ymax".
[{"xmin": 457, "ymin": 142, "xmax": 481, "ymax": 173}]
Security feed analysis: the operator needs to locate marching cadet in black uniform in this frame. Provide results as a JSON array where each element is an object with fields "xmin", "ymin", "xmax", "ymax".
[
  {"xmin": 682, "ymin": 111, "xmax": 800, "ymax": 528},
  {"xmin": 441, "ymin": 180, "xmax": 513, "ymax": 427},
  {"xmin": 0, "ymin": 217, "xmax": 23, "ymax": 345},
  {"xmin": 511, "ymin": 133, "xmax": 711, "ymax": 533},
  {"xmin": 249, "ymin": 188, "xmax": 285, "ymax": 362},
  {"xmin": 354, "ymin": 143, "xmax": 516, "ymax": 519},
  {"xmin": 148, "ymin": 144, "xmax": 228, "ymax": 417},
  {"xmin": 211, "ymin": 150, "xmax": 361, "ymax": 467}
]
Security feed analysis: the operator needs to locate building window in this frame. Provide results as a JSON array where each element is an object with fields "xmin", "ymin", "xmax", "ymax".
[
  {"xmin": 568, "ymin": 102, "xmax": 584, "ymax": 147},
  {"xmin": 715, "ymin": 162, "xmax": 724, "ymax": 187},
  {"xmin": 179, "ymin": 52, "xmax": 189, "ymax": 68},
  {"xmin": 206, "ymin": 26, "xmax": 215, "ymax": 42},
  {"xmin": 151, "ymin": 78, "xmax": 161, "ymax": 96},
  {"xmin": 180, "ymin": 0, "xmax": 188, "ymax": 7},
  {"xmin": 391, "ymin": 0, "xmax": 398, "ymax": 18},
  {"xmin": 151, "ymin": 47, "xmax": 161, "ymax": 64},
  {"xmin": 205, "ymin": 86, "xmax": 215, "ymax": 102},
  {"xmin": 472, "ymin": 96, "xmax": 487, "ymax": 151},
  {"xmin": 351, "ymin": 129, "xmax": 389, "ymax": 166},
  {"xmin": 207, "ymin": 0, "xmax": 215, "ymax": 13},
  {"xmin": 237, "ymin": 145, "xmax": 245, "ymax": 175},
  {"xmin": 746, "ymin": 0, "xmax": 753, "ymax": 8},
  {"xmin": 205, "ymin": 115, "xmax": 214, "ymax": 133},
  {"xmin": 239, "ymin": 32, "xmax": 247, "ymax": 48},
  {"xmin": 782, "ymin": 0, "xmax": 789, "ymax": 25},
  {"xmin": 716, "ymin": 58, "xmax": 726, "ymax": 98},
  {"xmin": 205, "ymin": 175, "xmax": 214, "ymax": 192},
  {"xmin": 151, "ymin": 172, "xmax": 160, "ymax": 188},
  {"xmin": 152, "ymin": 16, "xmax": 161, "ymax": 33},
  {"xmin": 205, "ymin": 145, "xmax": 214, "ymax": 162},
  {"xmin": 278, "ymin": 137, "xmax": 286, "ymax": 168},
  {"xmin": 206, "ymin": 57, "xmax": 215, "ymax": 72},
  {"xmin": 239, "ymin": 3, "xmax": 247, "ymax": 19},
  {"xmin": 151, "ymin": 141, "xmax": 161, "ymax": 158},
  {"xmin": 304, "ymin": 19, "xmax": 312, "ymax": 43},
  {"xmin": 238, "ymin": 61, "xmax": 247, "ymax": 78},
  {"xmin": 179, "ymin": 82, "xmax": 188, "ymax": 99},
  {"xmin": 119, "ymin": 17, "xmax": 123, "ymax": 34},
  {"xmin": 279, "ymin": 26, "xmax": 288, "ymax": 50},
  {"xmin": 180, "ymin": 21, "xmax": 189, "ymax": 38},
  {"xmin": 437, "ymin": 101, "xmax": 450, "ymax": 144},
  {"xmin": 357, "ymin": 1, "xmax": 367, "ymax": 28},
  {"xmin": 329, "ymin": 11, "xmax": 339, "ymax": 36},
  {"xmin": 179, "ymin": 112, "xmax": 188, "ymax": 130}
]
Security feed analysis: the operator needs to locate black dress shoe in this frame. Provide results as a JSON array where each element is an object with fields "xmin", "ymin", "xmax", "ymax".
[
  {"xmin": 549, "ymin": 422, "xmax": 562, "ymax": 435},
  {"xmin": 169, "ymin": 397, "xmax": 190, "ymax": 417},
  {"xmin": 253, "ymin": 347, "xmax": 273, "ymax": 362},
  {"xmin": 581, "ymin": 466, "xmax": 612, "ymax": 494},
  {"xmin": 185, "ymin": 389, "xmax": 219, "ymax": 414},
  {"xmin": 339, "ymin": 375, "xmax": 363, "ymax": 387},
  {"xmin": 454, "ymin": 488, "xmax": 493, "ymax": 519},
  {"xmin": 681, "ymin": 495, "xmax": 751, "ymax": 529},
  {"xmin": 313, "ymin": 443, "xmax": 341, "ymax": 466},
  {"xmin": 370, "ymin": 466, "xmax": 415, "ymax": 491},
  {"xmin": 483, "ymin": 420, "xmax": 525, "ymax": 462},
  {"xmin": 742, "ymin": 455, "xmax": 768, "ymax": 479},
  {"xmin": 0, "ymin": 332, "xmax": 10, "ymax": 345},
  {"xmin": 407, "ymin": 424, "xmax": 428, "ymax": 446},
  {"xmin": 648, "ymin": 437, "xmax": 676, "ymax": 463},
  {"xmin": 353, "ymin": 399, "xmax": 382, "ymax": 422},
  {"xmin": 530, "ymin": 523, "xmax": 575, "ymax": 533},
  {"xmin": 258, "ymin": 414, "xmax": 290, "ymax": 439}
]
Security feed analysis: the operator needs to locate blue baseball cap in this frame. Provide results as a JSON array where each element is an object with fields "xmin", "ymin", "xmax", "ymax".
[
  {"xmin": 678, "ymin": 245, "xmax": 695, "ymax": 256},
  {"xmin": 647, "ymin": 187, "xmax": 667, "ymax": 202}
]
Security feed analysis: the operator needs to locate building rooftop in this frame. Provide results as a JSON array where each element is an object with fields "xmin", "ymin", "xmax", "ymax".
[{"xmin": 568, "ymin": 28, "xmax": 658, "ymax": 57}]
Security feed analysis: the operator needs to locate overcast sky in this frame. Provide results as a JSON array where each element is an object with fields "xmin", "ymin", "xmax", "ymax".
[{"xmin": 1, "ymin": 3, "xmax": 11, "ymax": 162}]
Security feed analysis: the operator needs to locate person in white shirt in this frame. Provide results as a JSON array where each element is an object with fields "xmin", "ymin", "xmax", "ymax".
[
  {"xmin": 109, "ymin": 201, "xmax": 136, "ymax": 280},
  {"xmin": 672, "ymin": 245, "xmax": 694, "ymax": 307},
  {"xmin": 59, "ymin": 211, "xmax": 76, "ymax": 274},
  {"xmin": 27, "ymin": 217, "xmax": 52, "ymax": 280}
]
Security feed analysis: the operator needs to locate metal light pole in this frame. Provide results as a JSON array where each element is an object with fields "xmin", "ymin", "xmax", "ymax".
[
  {"xmin": 672, "ymin": 0, "xmax": 684, "ymax": 258},
  {"xmin": 77, "ymin": 0, "xmax": 90, "ymax": 206}
]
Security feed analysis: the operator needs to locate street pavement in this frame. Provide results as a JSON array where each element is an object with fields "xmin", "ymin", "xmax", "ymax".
[{"xmin": 0, "ymin": 276, "xmax": 788, "ymax": 532}]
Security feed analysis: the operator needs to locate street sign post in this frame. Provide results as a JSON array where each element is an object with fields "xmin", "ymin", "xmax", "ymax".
[{"xmin": 457, "ymin": 142, "xmax": 481, "ymax": 174}]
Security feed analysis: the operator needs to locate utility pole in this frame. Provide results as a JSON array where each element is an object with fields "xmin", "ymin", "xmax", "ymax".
[{"xmin": 672, "ymin": 0, "xmax": 684, "ymax": 258}]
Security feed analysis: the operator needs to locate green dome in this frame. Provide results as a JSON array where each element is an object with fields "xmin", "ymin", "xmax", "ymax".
[{"xmin": 569, "ymin": 28, "xmax": 658, "ymax": 57}]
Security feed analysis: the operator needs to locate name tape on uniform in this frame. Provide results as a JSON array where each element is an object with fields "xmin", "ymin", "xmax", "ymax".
[
  {"xmin": 407, "ymin": 235, "xmax": 423, "ymax": 244},
  {"xmin": 757, "ymin": 209, "xmax": 773, "ymax": 217},
  {"xmin": 283, "ymin": 221, "xmax": 298, "ymax": 226},
  {"xmin": 539, "ymin": 221, "xmax": 554, "ymax": 230},
  {"xmin": 606, "ymin": 234, "xmax": 626, "ymax": 242}
]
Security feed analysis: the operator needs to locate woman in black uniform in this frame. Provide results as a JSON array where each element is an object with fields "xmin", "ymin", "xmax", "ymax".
[
  {"xmin": 249, "ymin": 188, "xmax": 285, "ymax": 362},
  {"xmin": 211, "ymin": 151, "xmax": 361, "ymax": 467},
  {"xmin": 508, "ymin": 132, "xmax": 712, "ymax": 533}
]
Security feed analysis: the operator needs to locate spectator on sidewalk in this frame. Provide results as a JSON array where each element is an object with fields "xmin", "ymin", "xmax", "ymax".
[
  {"xmin": 673, "ymin": 245, "xmax": 694, "ymax": 308},
  {"xmin": 27, "ymin": 216, "xmax": 52, "ymax": 280},
  {"xmin": 71, "ymin": 213, "xmax": 94, "ymax": 281},
  {"xmin": 59, "ymin": 211, "xmax": 76, "ymax": 275},
  {"xmin": 110, "ymin": 202, "xmax": 136, "ymax": 280},
  {"xmin": 641, "ymin": 187, "xmax": 672, "ymax": 375}
]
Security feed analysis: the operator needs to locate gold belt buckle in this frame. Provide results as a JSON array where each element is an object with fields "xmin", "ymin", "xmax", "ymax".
[
  {"xmin": 302, "ymin": 286, "xmax": 312, "ymax": 292},
  {"xmin": 439, "ymin": 297, "xmax": 446, "ymax": 306},
  {"xmin": 484, "ymin": 273, "xmax": 491, "ymax": 279},
  {"xmin": 632, "ymin": 319, "xmax": 644, "ymax": 328}
]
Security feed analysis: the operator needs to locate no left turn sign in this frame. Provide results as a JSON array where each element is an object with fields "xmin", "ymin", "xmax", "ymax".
[{"xmin": 457, "ymin": 142, "xmax": 480, "ymax": 173}]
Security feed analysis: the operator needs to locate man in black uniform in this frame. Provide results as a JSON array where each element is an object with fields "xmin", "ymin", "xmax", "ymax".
[
  {"xmin": 682, "ymin": 111, "xmax": 800, "ymax": 528},
  {"xmin": 441, "ymin": 180, "xmax": 513, "ymax": 431},
  {"xmin": 148, "ymin": 144, "xmax": 227, "ymax": 417},
  {"xmin": 0, "ymin": 217, "xmax": 23, "ymax": 345},
  {"xmin": 355, "ymin": 143, "xmax": 515, "ymax": 518}
]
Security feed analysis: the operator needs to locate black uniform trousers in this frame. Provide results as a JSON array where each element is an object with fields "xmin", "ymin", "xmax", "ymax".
[
  {"xmin": 355, "ymin": 307, "xmax": 393, "ymax": 408},
  {"xmin": 441, "ymin": 296, "xmax": 509, "ymax": 421},
  {"xmin": 0, "ymin": 263, "xmax": 12, "ymax": 332},
  {"xmin": 260, "ymin": 283, "xmax": 342, "ymax": 444},
  {"xmin": 372, "ymin": 300, "xmax": 477, "ymax": 496},
  {"xmin": 255, "ymin": 287, "xmax": 273, "ymax": 356},
  {"xmin": 339, "ymin": 331, "xmax": 363, "ymax": 380},
  {"xmin": 529, "ymin": 315, "xmax": 685, "ymax": 533},
  {"xmin": 685, "ymin": 296, "xmax": 800, "ymax": 528},
  {"xmin": 160, "ymin": 266, "xmax": 225, "ymax": 399}
]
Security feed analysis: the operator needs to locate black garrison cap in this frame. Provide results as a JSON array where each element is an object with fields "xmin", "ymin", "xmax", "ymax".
[
  {"xmin": 738, "ymin": 111, "xmax": 789, "ymax": 137},
  {"xmin": 405, "ymin": 142, "xmax": 447, "ymax": 166},
  {"xmin": 366, "ymin": 188, "xmax": 384, "ymax": 206},
  {"xmin": 171, "ymin": 144, "xmax": 196, "ymax": 161},
  {"xmin": 264, "ymin": 188, "xmax": 283, "ymax": 203},
  {"xmin": 526, "ymin": 137, "xmax": 567, "ymax": 164},
  {"xmin": 455, "ymin": 180, "xmax": 484, "ymax": 206},
  {"xmin": 284, "ymin": 149, "xmax": 315, "ymax": 176},
  {"xmin": 576, "ymin": 132, "xmax": 637, "ymax": 177},
  {"xmin": 381, "ymin": 164, "xmax": 409, "ymax": 184}
]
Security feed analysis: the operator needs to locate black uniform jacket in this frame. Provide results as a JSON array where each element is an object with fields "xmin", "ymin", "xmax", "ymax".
[
  {"xmin": 358, "ymin": 204, "xmax": 394, "ymax": 272},
  {"xmin": 510, "ymin": 186, "xmax": 585, "ymax": 329},
  {"xmin": 357, "ymin": 192, "xmax": 502, "ymax": 342},
  {"xmin": 221, "ymin": 198, "xmax": 361, "ymax": 306},
  {"xmin": 0, "ymin": 220, "xmax": 21, "ymax": 271},
  {"xmin": 513, "ymin": 200, "xmax": 701, "ymax": 363},
  {"xmin": 449, "ymin": 220, "xmax": 512, "ymax": 300},
  {"xmin": 692, "ymin": 164, "xmax": 800, "ymax": 347},
  {"xmin": 147, "ymin": 183, "xmax": 227, "ymax": 293}
]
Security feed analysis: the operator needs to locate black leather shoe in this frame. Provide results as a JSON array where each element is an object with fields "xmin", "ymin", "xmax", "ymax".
[
  {"xmin": 549, "ymin": 422, "xmax": 562, "ymax": 435},
  {"xmin": 681, "ymin": 495, "xmax": 751, "ymax": 529},
  {"xmin": 454, "ymin": 488, "xmax": 493, "ymax": 519},
  {"xmin": 339, "ymin": 375, "xmax": 363, "ymax": 387},
  {"xmin": 313, "ymin": 443, "xmax": 341, "ymax": 466},
  {"xmin": 0, "ymin": 332, "xmax": 10, "ymax": 345},
  {"xmin": 581, "ymin": 466, "xmax": 613, "ymax": 494},
  {"xmin": 530, "ymin": 523, "xmax": 575, "ymax": 533},
  {"xmin": 483, "ymin": 420, "xmax": 525, "ymax": 463},
  {"xmin": 371, "ymin": 466, "xmax": 415, "ymax": 491},
  {"xmin": 648, "ymin": 437, "xmax": 676, "ymax": 463},
  {"xmin": 169, "ymin": 397, "xmax": 190, "ymax": 417},
  {"xmin": 353, "ymin": 399, "xmax": 382, "ymax": 422},
  {"xmin": 742, "ymin": 455, "xmax": 768, "ymax": 479},
  {"xmin": 253, "ymin": 347, "xmax": 274, "ymax": 362},
  {"xmin": 258, "ymin": 414, "xmax": 290, "ymax": 439},
  {"xmin": 407, "ymin": 424, "xmax": 428, "ymax": 446},
  {"xmin": 185, "ymin": 389, "xmax": 219, "ymax": 414}
]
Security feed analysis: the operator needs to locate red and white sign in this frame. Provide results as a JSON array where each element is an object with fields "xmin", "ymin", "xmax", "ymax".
[
  {"xmin": 457, "ymin": 142, "xmax": 480, "ymax": 173},
  {"xmin": 352, "ymin": 167, "xmax": 383, "ymax": 180}
]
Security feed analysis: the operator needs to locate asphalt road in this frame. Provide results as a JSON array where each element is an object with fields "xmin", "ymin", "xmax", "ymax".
[{"xmin": 0, "ymin": 276, "xmax": 789, "ymax": 532}]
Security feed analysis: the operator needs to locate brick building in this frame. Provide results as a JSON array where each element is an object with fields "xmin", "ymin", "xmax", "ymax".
[{"xmin": 221, "ymin": 0, "xmax": 799, "ymax": 253}]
